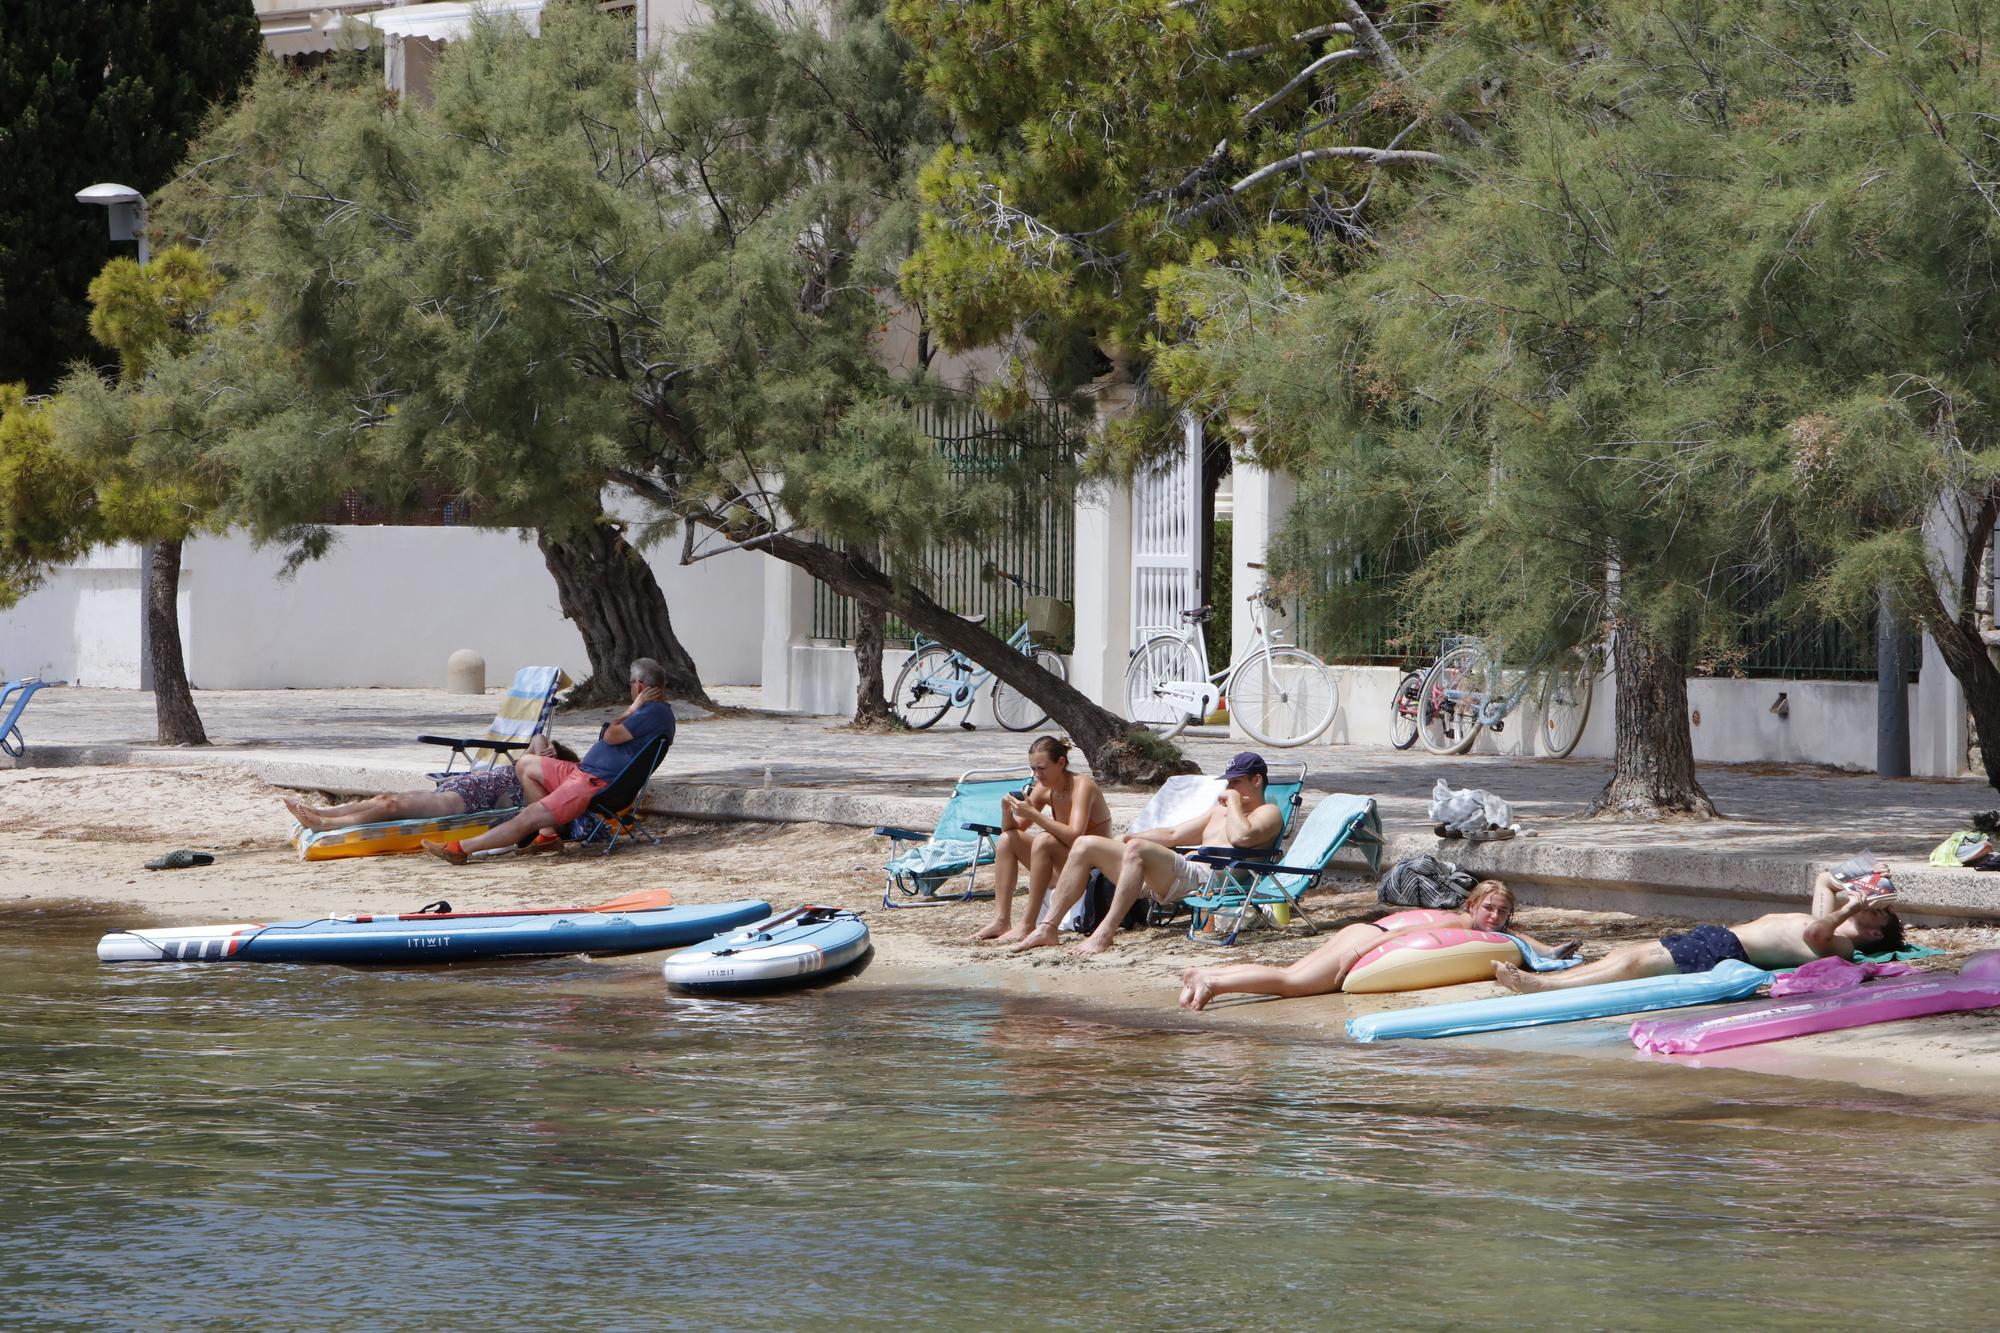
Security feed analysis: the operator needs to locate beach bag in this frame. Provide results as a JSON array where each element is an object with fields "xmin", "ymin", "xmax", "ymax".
[
  {"xmin": 1377, "ymin": 854, "xmax": 1478, "ymax": 910},
  {"xmin": 1075, "ymin": 871, "xmax": 1150, "ymax": 934}
]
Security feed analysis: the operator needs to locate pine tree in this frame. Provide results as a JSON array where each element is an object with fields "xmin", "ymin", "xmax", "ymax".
[{"xmin": 0, "ymin": 0, "xmax": 259, "ymax": 391}]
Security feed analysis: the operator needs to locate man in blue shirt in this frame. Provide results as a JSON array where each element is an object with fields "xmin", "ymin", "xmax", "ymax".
[{"xmin": 423, "ymin": 659, "xmax": 675, "ymax": 864}]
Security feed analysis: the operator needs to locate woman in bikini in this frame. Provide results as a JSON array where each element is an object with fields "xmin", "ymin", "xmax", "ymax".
[
  {"xmin": 973, "ymin": 735, "xmax": 1114, "ymax": 943},
  {"xmin": 283, "ymin": 734, "xmax": 578, "ymax": 833},
  {"xmin": 1177, "ymin": 880, "xmax": 1576, "ymax": 1010}
]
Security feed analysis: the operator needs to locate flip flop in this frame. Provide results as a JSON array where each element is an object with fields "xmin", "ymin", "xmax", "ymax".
[{"xmin": 143, "ymin": 850, "xmax": 215, "ymax": 871}]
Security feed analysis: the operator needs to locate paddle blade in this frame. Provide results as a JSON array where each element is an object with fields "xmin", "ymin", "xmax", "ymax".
[{"xmin": 585, "ymin": 889, "xmax": 675, "ymax": 914}]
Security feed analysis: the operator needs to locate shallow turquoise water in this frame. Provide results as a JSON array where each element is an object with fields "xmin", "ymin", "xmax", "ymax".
[{"xmin": 6, "ymin": 903, "xmax": 1998, "ymax": 1331}]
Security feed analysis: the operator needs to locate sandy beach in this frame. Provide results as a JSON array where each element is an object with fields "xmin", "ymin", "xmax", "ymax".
[{"xmin": 9, "ymin": 762, "xmax": 2000, "ymax": 1100}]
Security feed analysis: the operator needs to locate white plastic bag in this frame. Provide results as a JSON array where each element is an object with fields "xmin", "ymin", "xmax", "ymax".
[{"xmin": 1428, "ymin": 779, "xmax": 1513, "ymax": 836}]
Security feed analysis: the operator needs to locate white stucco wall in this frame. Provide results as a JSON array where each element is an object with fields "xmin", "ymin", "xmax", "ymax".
[{"xmin": 0, "ymin": 526, "xmax": 765, "ymax": 690}]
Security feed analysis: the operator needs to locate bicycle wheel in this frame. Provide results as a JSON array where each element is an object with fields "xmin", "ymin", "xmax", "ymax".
[
  {"xmin": 1418, "ymin": 643, "xmax": 1490, "ymax": 755},
  {"xmin": 892, "ymin": 644, "xmax": 963, "ymax": 730},
  {"xmin": 992, "ymin": 647, "xmax": 1067, "ymax": 731},
  {"xmin": 1125, "ymin": 635, "xmax": 1206, "ymax": 740},
  {"xmin": 1228, "ymin": 645, "xmax": 1337, "ymax": 748},
  {"xmin": 1538, "ymin": 647, "xmax": 1597, "ymax": 758},
  {"xmin": 1388, "ymin": 669, "xmax": 1423, "ymax": 750}
]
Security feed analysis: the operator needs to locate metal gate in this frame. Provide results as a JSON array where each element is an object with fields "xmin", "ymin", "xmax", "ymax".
[{"xmin": 1130, "ymin": 413, "xmax": 1203, "ymax": 649}]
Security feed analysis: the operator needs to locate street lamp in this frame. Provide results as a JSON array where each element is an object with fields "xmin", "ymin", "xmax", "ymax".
[{"xmin": 75, "ymin": 182, "xmax": 149, "ymax": 265}]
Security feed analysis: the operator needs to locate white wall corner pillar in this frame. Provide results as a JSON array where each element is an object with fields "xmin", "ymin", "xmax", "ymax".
[
  {"xmin": 1071, "ymin": 379, "xmax": 1142, "ymax": 712},
  {"xmin": 1228, "ymin": 457, "xmax": 1296, "ymax": 665},
  {"xmin": 1072, "ymin": 480, "xmax": 1133, "ymax": 710},
  {"xmin": 761, "ymin": 556, "xmax": 816, "ymax": 712}
]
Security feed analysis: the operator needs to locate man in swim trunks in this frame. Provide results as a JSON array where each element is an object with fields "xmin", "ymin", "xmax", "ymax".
[
  {"xmin": 1011, "ymin": 751, "xmax": 1284, "ymax": 957},
  {"xmin": 283, "ymin": 734, "xmax": 579, "ymax": 833},
  {"xmin": 1494, "ymin": 867, "xmax": 1905, "ymax": 992},
  {"xmin": 421, "ymin": 658, "xmax": 676, "ymax": 864}
]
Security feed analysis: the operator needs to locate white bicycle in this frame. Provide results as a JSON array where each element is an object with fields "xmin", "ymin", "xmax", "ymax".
[{"xmin": 1124, "ymin": 563, "xmax": 1338, "ymax": 747}]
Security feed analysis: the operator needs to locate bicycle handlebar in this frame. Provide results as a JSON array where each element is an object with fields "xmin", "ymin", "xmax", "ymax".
[{"xmin": 986, "ymin": 566, "xmax": 1058, "ymax": 597}]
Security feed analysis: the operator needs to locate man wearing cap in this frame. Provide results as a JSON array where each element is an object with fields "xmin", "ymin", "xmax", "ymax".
[{"xmin": 1012, "ymin": 751, "xmax": 1284, "ymax": 956}]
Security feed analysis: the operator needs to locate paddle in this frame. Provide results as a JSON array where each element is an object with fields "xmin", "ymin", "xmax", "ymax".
[{"xmin": 342, "ymin": 889, "xmax": 676, "ymax": 924}]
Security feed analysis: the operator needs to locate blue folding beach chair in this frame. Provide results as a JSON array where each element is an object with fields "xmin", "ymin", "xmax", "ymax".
[
  {"xmin": 875, "ymin": 767, "xmax": 1032, "ymax": 909},
  {"xmin": 1183, "ymin": 793, "xmax": 1386, "ymax": 945},
  {"xmin": 417, "ymin": 664, "xmax": 571, "ymax": 777},
  {"xmin": 0, "ymin": 677, "xmax": 64, "ymax": 759},
  {"xmin": 566, "ymin": 735, "xmax": 673, "ymax": 857}
]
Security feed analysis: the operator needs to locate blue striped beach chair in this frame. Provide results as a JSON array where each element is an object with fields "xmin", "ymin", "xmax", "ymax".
[
  {"xmin": 417, "ymin": 665, "xmax": 571, "ymax": 777},
  {"xmin": 876, "ymin": 767, "xmax": 1033, "ymax": 909},
  {"xmin": 1183, "ymin": 793, "xmax": 1385, "ymax": 945}
]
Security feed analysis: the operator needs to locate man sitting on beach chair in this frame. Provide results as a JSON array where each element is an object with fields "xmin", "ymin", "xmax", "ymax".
[
  {"xmin": 285, "ymin": 734, "xmax": 580, "ymax": 833},
  {"xmin": 1012, "ymin": 751, "xmax": 1284, "ymax": 957},
  {"xmin": 421, "ymin": 658, "xmax": 676, "ymax": 865},
  {"xmin": 1494, "ymin": 862, "xmax": 1905, "ymax": 992}
]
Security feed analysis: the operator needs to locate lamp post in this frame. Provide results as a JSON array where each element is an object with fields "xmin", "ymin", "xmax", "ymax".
[
  {"xmin": 75, "ymin": 182, "xmax": 149, "ymax": 265},
  {"xmin": 74, "ymin": 182, "xmax": 154, "ymax": 691}
]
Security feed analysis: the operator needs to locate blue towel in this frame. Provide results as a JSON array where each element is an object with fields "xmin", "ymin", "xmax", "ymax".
[{"xmin": 1509, "ymin": 935, "xmax": 1582, "ymax": 972}]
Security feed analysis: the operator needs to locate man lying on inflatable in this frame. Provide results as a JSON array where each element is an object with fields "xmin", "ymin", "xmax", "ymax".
[{"xmin": 1494, "ymin": 864, "xmax": 1904, "ymax": 995}]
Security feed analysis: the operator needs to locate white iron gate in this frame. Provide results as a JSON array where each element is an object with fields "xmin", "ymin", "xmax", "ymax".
[{"xmin": 1130, "ymin": 413, "xmax": 1203, "ymax": 650}]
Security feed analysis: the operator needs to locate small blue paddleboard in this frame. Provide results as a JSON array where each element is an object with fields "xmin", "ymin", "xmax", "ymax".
[
  {"xmin": 663, "ymin": 906, "xmax": 871, "ymax": 995},
  {"xmin": 1346, "ymin": 959, "xmax": 1772, "ymax": 1042}
]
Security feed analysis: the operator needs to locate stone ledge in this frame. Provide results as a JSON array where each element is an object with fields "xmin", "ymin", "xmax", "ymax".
[{"xmin": 14, "ymin": 744, "xmax": 1998, "ymax": 925}]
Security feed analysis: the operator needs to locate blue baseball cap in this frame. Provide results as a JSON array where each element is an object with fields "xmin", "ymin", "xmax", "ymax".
[{"xmin": 1219, "ymin": 751, "xmax": 1267, "ymax": 781}]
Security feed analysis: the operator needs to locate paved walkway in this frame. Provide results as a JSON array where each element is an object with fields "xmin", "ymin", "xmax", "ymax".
[{"xmin": 9, "ymin": 685, "xmax": 2000, "ymax": 922}]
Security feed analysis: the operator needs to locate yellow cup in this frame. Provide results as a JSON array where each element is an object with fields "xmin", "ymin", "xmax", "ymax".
[{"xmin": 1269, "ymin": 902, "xmax": 1293, "ymax": 927}]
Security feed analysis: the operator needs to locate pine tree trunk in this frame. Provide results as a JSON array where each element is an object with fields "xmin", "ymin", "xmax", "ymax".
[
  {"xmin": 851, "ymin": 595, "xmax": 894, "ymax": 727},
  {"xmin": 147, "ymin": 538, "xmax": 208, "ymax": 746},
  {"xmin": 1909, "ymin": 494, "xmax": 1999, "ymax": 787},
  {"xmin": 753, "ymin": 530, "xmax": 1194, "ymax": 784},
  {"xmin": 1587, "ymin": 622, "xmax": 1716, "ymax": 819},
  {"xmin": 536, "ymin": 519, "xmax": 712, "ymax": 708}
]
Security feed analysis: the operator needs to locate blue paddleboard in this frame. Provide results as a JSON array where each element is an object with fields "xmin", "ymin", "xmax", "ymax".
[{"xmin": 99, "ymin": 899, "xmax": 773, "ymax": 965}]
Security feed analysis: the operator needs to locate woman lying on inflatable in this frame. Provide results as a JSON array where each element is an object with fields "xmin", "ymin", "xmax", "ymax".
[{"xmin": 1178, "ymin": 881, "xmax": 1573, "ymax": 1011}]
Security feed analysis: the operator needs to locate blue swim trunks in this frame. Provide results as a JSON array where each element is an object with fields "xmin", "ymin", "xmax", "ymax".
[{"xmin": 1660, "ymin": 924, "xmax": 1750, "ymax": 974}]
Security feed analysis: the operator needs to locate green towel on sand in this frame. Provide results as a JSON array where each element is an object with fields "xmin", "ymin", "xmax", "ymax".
[{"xmin": 1853, "ymin": 944, "xmax": 1947, "ymax": 963}]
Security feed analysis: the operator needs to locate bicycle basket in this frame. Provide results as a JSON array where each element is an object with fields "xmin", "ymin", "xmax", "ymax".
[{"xmin": 1025, "ymin": 596, "xmax": 1074, "ymax": 647}]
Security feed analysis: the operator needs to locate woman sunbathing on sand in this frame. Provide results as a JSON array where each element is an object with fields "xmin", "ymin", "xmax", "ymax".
[
  {"xmin": 972, "ymin": 736, "xmax": 1113, "ymax": 943},
  {"xmin": 1177, "ymin": 881, "xmax": 1575, "ymax": 1011},
  {"xmin": 283, "ymin": 734, "xmax": 579, "ymax": 833}
]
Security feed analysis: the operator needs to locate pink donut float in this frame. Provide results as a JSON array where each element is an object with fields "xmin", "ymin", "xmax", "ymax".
[{"xmin": 1341, "ymin": 910, "xmax": 1518, "ymax": 994}]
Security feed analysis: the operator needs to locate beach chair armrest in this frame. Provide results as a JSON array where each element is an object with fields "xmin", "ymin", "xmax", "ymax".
[
  {"xmin": 1176, "ymin": 845, "xmax": 1281, "ymax": 866},
  {"xmin": 1239, "ymin": 861, "xmax": 1324, "ymax": 879},
  {"xmin": 416, "ymin": 734, "xmax": 533, "ymax": 754},
  {"xmin": 962, "ymin": 822, "xmax": 1003, "ymax": 836},
  {"xmin": 873, "ymin": 825, "xmax": 932, "ymax": 843}
]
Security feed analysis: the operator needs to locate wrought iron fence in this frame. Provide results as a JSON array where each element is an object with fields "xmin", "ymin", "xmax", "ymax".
[
  {"xmin": 1290, "ymin": 545, "xmax": 1908, "ymax": 680},
  {"xmin": 810, "ymin": 399, "xmax": 1077, "ymax": 644}
]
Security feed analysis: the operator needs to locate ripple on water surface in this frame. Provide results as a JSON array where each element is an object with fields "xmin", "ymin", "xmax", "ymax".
[{"xmin": 4, "ymin": 903, "xmax": 1999, "ymax": 1330}]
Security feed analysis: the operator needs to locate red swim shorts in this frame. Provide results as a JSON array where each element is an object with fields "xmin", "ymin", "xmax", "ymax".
[{"xmin": 532, "ymin": 756, "xmax": 608, "ymax": 824}]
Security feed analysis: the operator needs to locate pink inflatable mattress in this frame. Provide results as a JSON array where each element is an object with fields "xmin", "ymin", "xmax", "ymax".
[{"xmin": 1631, "ymin": 951, "xmax": 2000, "ymax": 1055}]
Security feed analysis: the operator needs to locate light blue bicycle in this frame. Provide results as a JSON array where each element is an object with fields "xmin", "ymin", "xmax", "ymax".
[{"xmin": 889, "ymin": 575, "xmax": 1068, "ymax": 732}]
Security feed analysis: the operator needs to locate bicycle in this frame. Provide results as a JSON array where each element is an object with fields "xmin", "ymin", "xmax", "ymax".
[
  {"xmin": 890, "ymin": 573, "xmax": 1069, "ymax": 732},
  {"xmin": 1124, "ymin": 562, "xmax": 1338, "ymax": 748},
  {"xmin": 1414, "ymin": 634, "xmax": 1597, "ymax": 758}
]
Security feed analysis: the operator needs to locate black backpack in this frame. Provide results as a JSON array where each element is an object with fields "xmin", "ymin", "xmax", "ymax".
[{"xmin": 1077, "ymin": 870, "xmax": 1151, "ymax": 933}]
